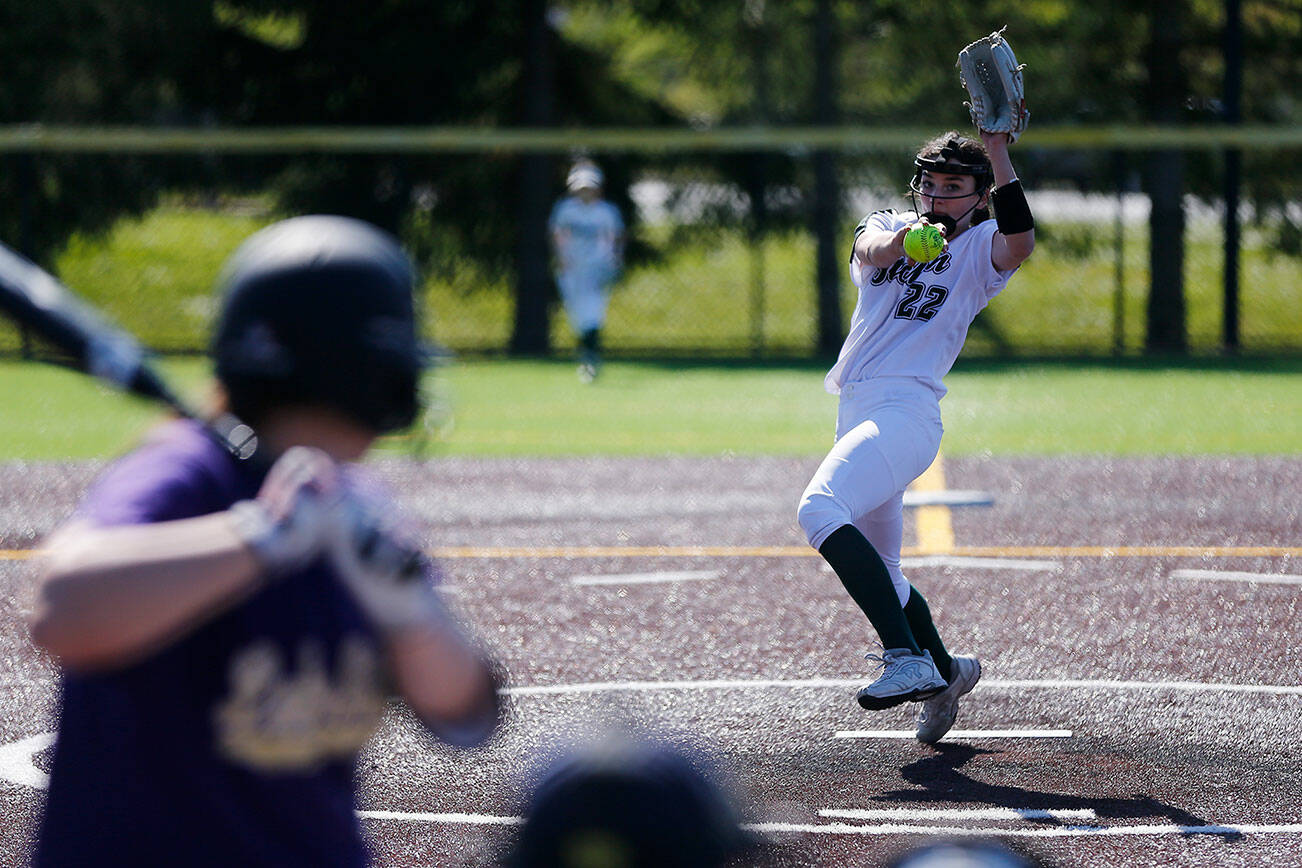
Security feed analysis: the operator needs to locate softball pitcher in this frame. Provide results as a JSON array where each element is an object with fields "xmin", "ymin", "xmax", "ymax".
[{"xmin": 796, "ymin": 125, "xmax": 1035, "ymax": 743}]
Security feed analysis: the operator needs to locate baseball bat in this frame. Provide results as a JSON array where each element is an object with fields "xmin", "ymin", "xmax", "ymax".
[
  {"xmin": 0, "ymin": 239, "xmax": 260, "ymax": 464},
  {"xmin": 0, "ymin": 239, "xmax": 432, "ymax": 583}
]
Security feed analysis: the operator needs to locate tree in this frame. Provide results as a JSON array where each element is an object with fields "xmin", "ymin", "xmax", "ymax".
[
  {"xmin": 0, "ymin": 1, "xmax": 215, "ymax": 264},
  {"xmin": 1142, "ymin": 1, "xmax": 1189, "ymax": 352},
  {"xmin": 812, "ymin": 0, "xmax": 843, "ymax": 356},
  {"xmin": 5, "ymin": 0, "xmax": 1300, "ymax": 357},
  {"xmin": 512, "ymin": 0, "xmax": 558, "ymax": 356},
  {"xmin": 0, "ymin": 1, "xmax": 676, "ymax": 319}
]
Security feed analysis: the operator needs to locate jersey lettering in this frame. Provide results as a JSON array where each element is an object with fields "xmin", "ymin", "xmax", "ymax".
[
  {"xmin": 914, "ymin": 285, "xmax": 950, "ymax": 321},
  {"xmin": 894, "ymin": 282, "xmax": 925, "ymax": 319},
  {"xmin": 894, "ymin": 282, "xmax": 951, "ymax": 322},
  {"xmin": 214, "ymin": 636, "xmax": 387, "ymax": 771},
  {"xmin": 869, "ymin": 254, "xmax": 955, "ymax": 323},
  {"xmin": 872, "ymin": 253, "xmax": 952, "ymax": 287}
]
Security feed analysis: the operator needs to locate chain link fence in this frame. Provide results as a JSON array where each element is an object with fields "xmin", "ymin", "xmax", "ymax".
[{"xmin": 1, "ymin": 142, "xmax": 1299, "ymax": 360}]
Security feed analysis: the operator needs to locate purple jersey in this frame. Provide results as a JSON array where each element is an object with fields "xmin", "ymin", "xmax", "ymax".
[{"xmin": 36, "ymin": 420, "xmax": 390, "ymax": 868}]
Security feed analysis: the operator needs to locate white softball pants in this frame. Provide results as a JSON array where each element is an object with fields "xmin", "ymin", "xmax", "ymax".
[
  {"xmin": 796, "ymin": 377, "xmax": 943, "ymax": 606},
  {"xmin": 556, "ymin": 261, "xmax": 617, "ymax": 334}
]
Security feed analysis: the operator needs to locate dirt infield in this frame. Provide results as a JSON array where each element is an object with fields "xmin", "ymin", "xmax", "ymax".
[{"xmin": 1, "ymin": 454, "xmax": 1299, "ymax": 866}]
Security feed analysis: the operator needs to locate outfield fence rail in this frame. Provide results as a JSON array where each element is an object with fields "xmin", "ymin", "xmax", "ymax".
[{"xmin": 2, "ymin": 125, "xmax": 1302, "ymax": 152}]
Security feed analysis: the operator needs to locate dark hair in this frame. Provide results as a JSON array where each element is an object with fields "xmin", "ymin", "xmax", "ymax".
[{"xmin": 914, "ymin": 131, "xmax": 993, "ymax": 223}]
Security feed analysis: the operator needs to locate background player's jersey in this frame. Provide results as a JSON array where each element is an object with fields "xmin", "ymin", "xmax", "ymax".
[
  {"xmin": 549, "ymin": 196, "xmax": 623, "ymax": 269},
  {"xmin": 825, "ymin": 210, "xmax": 1019, "ymax": 400}
]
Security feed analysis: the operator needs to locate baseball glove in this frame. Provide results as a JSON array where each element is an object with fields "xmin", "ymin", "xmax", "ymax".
[{"xmin": 957, "ymin": 26, "xmax": 1028, "ymax": 143}]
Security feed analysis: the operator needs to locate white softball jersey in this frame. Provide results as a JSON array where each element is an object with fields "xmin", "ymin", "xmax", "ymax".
[
  {"xmin": 549, "ymin": 196, "xmax": 625, "ymax": 332},
  {"xmin": 549, "ymin": 196, "xmax": 624, "ymax": 269},
  {"xmin": 825, "ymin": 210, "xmax": 1019, "ymax": 401},
  {"xmin": 796, "ymin": 210, "xmax": 1022, "ymax": 591}
]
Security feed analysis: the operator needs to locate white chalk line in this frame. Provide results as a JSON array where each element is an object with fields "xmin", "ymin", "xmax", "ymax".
[
  {"xmin": 902, "ymin": 490, "xmax": 994, "ymax": 507},
  {"xmin": 571, "ymin": 569, "xmax": 722, "ymax": 586},
  {"xmin": 746, "ymin": 821, "xmax": 1302, "ymax": 838},
  {"xmin": 502, "ymin": 676, "xmax": 1302, "ymax": 697},
  {"xmin": 1171, "ymin": 569, "xmax": 1302, "ymax": 585},
  {"xmin": 820, "ymin": 808, "xmax": 1096, "ymax": 821},
  {"xmin": 836, "ymin": 729, "xmax": 1073, "ymax": 740},
  {"xmin": 903, "ymin": 556, "xmax": 1061, "ymax": 571},
  {"xmin": 362, "ymin": 812, "xmax": 1302, "ymax": 838},
  {"xmin": 0, "ymin": 732, "xmax": 54, "ymax": 789},
  {"xmin": 358, "ymin": 810, "xmax": 523, "ymax": 825},
  {"xmin": 359, "ymin": 812, "xmax": 1302, "ymax": 838}
]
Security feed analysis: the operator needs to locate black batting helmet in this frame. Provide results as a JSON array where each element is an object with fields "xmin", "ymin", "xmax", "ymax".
[
  {"xmin": 508, "ymin": 736, "xmax": 755, "ymax": 868},
  {"xmin": 212, "ymin": 215, "xmax": 425, "ymax": 433}
]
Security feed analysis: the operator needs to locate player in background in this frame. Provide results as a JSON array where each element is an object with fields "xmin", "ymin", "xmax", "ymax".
[
  {"xmin": 549, "ymin": 159, "xmax": 625, "ymax": 382},
  {"xmin": 29, "ymin": 216, "xmax": 502, "ymax": 867},
  {"xmin": 796, "ymin": 128, "xmax": 1034, "ymax": 743},
  {"xmin": 505, "ymin": 729, "xmax": 758, "ymax": 866}
]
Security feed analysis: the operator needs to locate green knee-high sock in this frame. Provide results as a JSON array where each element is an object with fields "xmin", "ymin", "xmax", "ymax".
[
  {"xmin": 818, "ymin": 525, "xmax": 919, "ymax": 653},
  {"xmin": 903, "ymin": 585, "xmax": 953, "ymax": 682}
]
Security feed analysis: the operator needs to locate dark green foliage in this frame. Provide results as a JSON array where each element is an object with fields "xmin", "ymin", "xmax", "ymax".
[
  {"xmin": 0, "ymin": 1, "xmax": 217, "ymax": 263},
  {"xmin": 1273, "ymin": 213, "xmax": 1302, "ymax": 258},
  {"xmin": 0, "ymin": 0, "xmax": 681, "ymax": 273},
  {"xmin": 0, "ymin": 0, "xmax": 1298, "ymax": 301},
  {"xmin": 1038, "ymin": 223, "xmax": 1104, "ymax": 261}
]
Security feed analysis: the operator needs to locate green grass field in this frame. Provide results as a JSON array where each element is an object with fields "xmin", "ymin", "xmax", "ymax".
[
  {"xmin": 2, "ymin": 201, "xmax": 1299, "ymax": 358},
  {"xmin": 0, "ymin": 202, "xmax": 1297, "ymax": 460},
  {"xmin": 1, "ymin": 357, "xmax": 1297, "ymax": 460}
]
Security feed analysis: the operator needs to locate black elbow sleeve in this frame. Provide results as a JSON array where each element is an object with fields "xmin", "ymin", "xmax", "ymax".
[{"xmin": 993, "ymin": 180, "xmax": 1034, "ymax": 235}]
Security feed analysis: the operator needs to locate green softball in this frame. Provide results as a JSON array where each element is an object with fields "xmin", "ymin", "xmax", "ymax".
[{"xmin": 903, "ymin": 224, "xmax": 945, "ymax": 262}]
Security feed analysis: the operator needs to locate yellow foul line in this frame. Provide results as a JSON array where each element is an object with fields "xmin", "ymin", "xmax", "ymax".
[
  {"xmin": 910, "ymin": 453, "xmax": 955, "ymax": 554},
  {"xmin": 1, "ymin": 550, "xmax": 43, "ymax": 559},
  {"xmin": 3, "ymin": 545, "xmax": 1298, "ymax": 561}
]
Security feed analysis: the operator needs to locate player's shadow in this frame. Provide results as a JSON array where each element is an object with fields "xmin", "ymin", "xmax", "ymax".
[{"xmin": 872, "ymin": 743, "xmax": 1242, "ymax": 842}]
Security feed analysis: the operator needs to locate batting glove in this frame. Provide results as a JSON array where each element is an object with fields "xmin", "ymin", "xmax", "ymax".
[
  {"xmin": 326, "ymin": 497, "xmax": 450, "ymax": 633},
  {"xmin": 227, "ymin": 446, "xmax": 340, "ymax": 576}
]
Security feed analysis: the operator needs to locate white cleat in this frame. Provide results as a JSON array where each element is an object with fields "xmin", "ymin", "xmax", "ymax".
[
  {"xmin": 915, "ymin": 654, "xmax": 981, "ymax": 744},
  {"xmin": 856, "ymin": 649, "xmax": 947, "ymax": 711}
]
